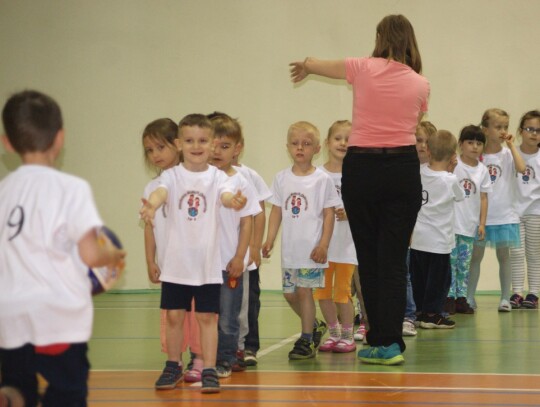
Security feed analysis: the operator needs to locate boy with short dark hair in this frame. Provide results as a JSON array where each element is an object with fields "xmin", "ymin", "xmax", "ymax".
[{"xmin": 0, "ymin": 90, "xmax": 126, "ymax": 407}]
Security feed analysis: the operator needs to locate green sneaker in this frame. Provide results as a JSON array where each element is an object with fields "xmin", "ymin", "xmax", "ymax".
[
  {"xmin": 288, "ymin": 337, "xmax": 316, "ymax": 360},
  {"xmin": 312, "ymin": 319, "xmax": 327, "ymax": 349},
  {"xmin": 357, "ymin": 343, "xmax": 404, "ymax": 365}
]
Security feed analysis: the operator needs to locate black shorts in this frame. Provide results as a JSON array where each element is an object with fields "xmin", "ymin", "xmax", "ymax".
[{"xmin": 160, "ymin": 282, "xmax": 221, "ymax": 314}]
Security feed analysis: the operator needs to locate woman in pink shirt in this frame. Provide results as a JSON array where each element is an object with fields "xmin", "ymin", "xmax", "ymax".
[{"xmin": 290, "ymin": 14, "xmax": 430, "ymax": 365}]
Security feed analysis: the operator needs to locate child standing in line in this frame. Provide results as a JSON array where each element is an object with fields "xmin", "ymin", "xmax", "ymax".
[
  {"xmin": 208, "ymin": 113, "xmax": 261, "ymax": 377},
  {"xmin": 0, "ymin": 90, "xmax": 126, "ymax": 407},
  {"xmin": 509, "ymin": 110, "xmax": 540, "ymax": 309},
  {"xmin": 141, "ymin": 119, "xmax": 204, "ymax": 383},
  {"xmin": 139, "ymin": 114, "xmax": 247, "ymax": 394},
  {"xmin": 262, "ymin": 121, "xmax": 340, "ymax": 360},
  {"xmin": 467, "ymin": 109, "xmax": 526, "ymax": 312},
  {"xmin": 315, "ymin": 120, "xmax": 357, "ymax": 354},
  {"xmin": 446, "ymin": 125, "xmax": 491, "ymax": 315},
  {"xmin": 410, "ymin": 130, "xmax": 465, "ymax": 329}
]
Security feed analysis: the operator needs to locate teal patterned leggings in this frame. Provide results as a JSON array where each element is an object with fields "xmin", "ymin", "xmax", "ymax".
[{"xmin": 449, "ymin": 234, "xmax": 475, "ymax": 298}]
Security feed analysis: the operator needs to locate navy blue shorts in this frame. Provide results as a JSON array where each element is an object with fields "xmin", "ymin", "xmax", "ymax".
[{"xmin": 160, "ymin": 282, "xmax": 221, "ymax": 314}]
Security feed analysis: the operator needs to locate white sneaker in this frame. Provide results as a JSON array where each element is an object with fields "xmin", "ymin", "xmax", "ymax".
[
  {"xmin": 402, "ymin": 319, "xmax": 417, "ymax": 336},
  {"xmin": 498, "ymin": 299, "xmax": 511, "ymax": 312},
  {"xmin": 354, "ymin": 323, "xmax": 366, "ymax": 341}
]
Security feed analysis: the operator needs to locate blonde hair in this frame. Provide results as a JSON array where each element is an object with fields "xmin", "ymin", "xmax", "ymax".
[
  {"xmin": 428, "ymin": 130, "xmax": 457, "ymax": 161},
  {"xmin": 416, "ymin": 121, "xmax": 437, "ymax": 138},
  {"xmin": 327, "ymin": 120, "xmax": 351, "ymax": 140},
  {"xmin": 287, "ymin": 121, "xmax": 320, "ymax": 144},
  {"xmin": 480, "ymin": 108, "xmax": 509, "ymax": 128}
]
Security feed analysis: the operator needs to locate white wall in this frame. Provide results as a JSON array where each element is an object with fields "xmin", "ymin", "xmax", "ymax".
[{"xmin": 1, "ymin": 0, "xmax": 538, "ymax": 292}]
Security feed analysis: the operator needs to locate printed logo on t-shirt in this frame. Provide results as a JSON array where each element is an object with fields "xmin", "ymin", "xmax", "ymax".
[
  {"xmin": 518, "ymin": 165, "xmax": 536, "ymax": 184},
  {"xmin": 460, "ymin": 178, "xmax": 477, "ymax": 197},
  {"xmin": 335, "ymin": 184, "xmax": 341, "ymax": 198},
  {"xmin": 285, "ymin": 192, "xmax": 308, "ymax": 218},
  {"xmin": 487, "ymin": 164, "xmax": 502, "ymax": 184},
  {"xmin": 179, "ymin": 191, "xmax": 207, "ymax": 221}
]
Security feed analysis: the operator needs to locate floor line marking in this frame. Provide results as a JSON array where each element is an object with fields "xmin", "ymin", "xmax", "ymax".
[{"xmin": 257, "ymin": 333, "xmax": 300, "ymax": 358}]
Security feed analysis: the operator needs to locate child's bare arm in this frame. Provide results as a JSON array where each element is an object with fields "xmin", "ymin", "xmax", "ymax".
[
  {"xmin": 140, "ymin": 187, "xmax": 168, "ymax": 226},
  {"xmin": 310, "ymin": 207, "xmax": 335, "ymax": 264},
  {"xmin": 249, "ymin": 202, "xmax": 266, "ymax": 267},
  {"xmin": 477, "ymin": 192, "xmax": 488, "ymax": 241},
  {"xmin": 144, "ymin": 223, "xmax": 160, "ymax": 283},
  {"xmin": 289, "ymin": 58, "xmax": 346, "ymax": 82},
  {"xmin": 78, "ymin": 227, "xmax": 126, "ymax": 269},
  {"xmin": 262, "ymin": 205, "xmax": 282, "ymax": 258},
  {"xmin": 227, "ymin": 215, "xmax": 253, "ymax": 279},
  {"xmin": 504, "ymin": 134, "xmax": 526, "ymax": 173}
]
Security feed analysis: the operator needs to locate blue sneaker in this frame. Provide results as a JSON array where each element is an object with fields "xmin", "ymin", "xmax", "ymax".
[{"xmin": 357, "ymin": 343, "xmax": 404, "ymax": 365}]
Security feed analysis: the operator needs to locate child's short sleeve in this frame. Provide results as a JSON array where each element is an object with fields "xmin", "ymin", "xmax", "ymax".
[
  {"xmin": 66, "ymin": 179, "xmax": 103, "ymax": 244},
  {"xmin": 268, "ymin": 173, "xmax": 282, "ymax": 207},
  {"xmin": 322, "ymin": 175, "xmax": 342, "ymax": 208}
]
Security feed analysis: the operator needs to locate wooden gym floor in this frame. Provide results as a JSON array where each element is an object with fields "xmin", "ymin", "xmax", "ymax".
[{"xmin": 87, "ymin": 292, "xmax": 540, "ymax": 406}]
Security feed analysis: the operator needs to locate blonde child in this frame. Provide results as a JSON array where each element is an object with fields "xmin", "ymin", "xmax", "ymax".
[
  {"xmin": 509, "ymin": 110, "xmax": 540, "ymax": 309},
  {"xmin": 263, "ymin": 121, "xmax": 340, "ymax": 359},
  {"xmin": 467, "ymin": 109, "xmax": 526, "ymax": 312},
  {"xmin": 140, "ymin": 114, "xmax": 247, "ymax": 394},
  {"xmin": 141, "ymin": 119, "xmax": 204, "ymax": 383},
  {"xmin": 447, "ymin": 125, "xmax": 491, "ymax": 315},
  {"xmin": 315, "ymin": 120, "xmax": 357, "ymax": 353}
]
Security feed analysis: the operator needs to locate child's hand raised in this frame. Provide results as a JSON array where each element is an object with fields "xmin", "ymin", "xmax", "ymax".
[
  {"xmin": 289, "ymin": 61, "xmax": 308, "ymax": 83},
  {"xmin": 139, "ymin": 198, "xmax": 156, "ymax": 226},
  {"xmin": 502, "ymin": 133, "xmax": 516, "ymax": 147},
  {"xmin": 230, "ymin": 190, "xmax": 247, "ymax": 210}
]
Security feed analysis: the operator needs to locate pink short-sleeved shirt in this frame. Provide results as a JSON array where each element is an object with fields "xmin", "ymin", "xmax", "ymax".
[{"xmin": 345, "ymin": 57, "xmax": 430, "ymax": 148}]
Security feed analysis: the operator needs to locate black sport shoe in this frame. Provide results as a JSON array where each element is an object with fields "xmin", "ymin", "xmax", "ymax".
[
  {"xmin": 522, "ymin": 294, "xmax": 538, "ymax": 309},
  {"xmin": 155, "ymin": 360, "xmax": 183, "ymax": 389},
  {"xmin": 288, "ymin": 337, "xmax": 316, "ymax": 360},
  {"xmin": 244, "ymin": 350, "xmax": 258, "ymax": 366},
  {"xmin": 419, "ymin": 314, "xmax": 455, "ymax": 329},
  {"xmin": 215, "ymin": 360, "xmax": 232, "ymax": 378},
  {"xmin": 312, "ymin": 319, "xmax": 327, "ymax": 349},
  {"xmin": 201, "ymin": 368, "xmax": 220, "ymax": 394}
]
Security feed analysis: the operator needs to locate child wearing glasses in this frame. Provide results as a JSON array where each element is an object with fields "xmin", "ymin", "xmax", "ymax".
[
  {"xmin": 509, "ymin": 110, "xmax": 540, "ymax": 309},
  {"xmin": 467, "ymin": 109, "xmax": 526, "ymax": 312},
  {"xmin": 262, "ymin": 121, "xmax": 341, "ymax": 360}
]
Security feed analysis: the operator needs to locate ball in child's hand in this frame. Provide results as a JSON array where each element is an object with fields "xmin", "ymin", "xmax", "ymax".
[{"xmin": 88, "ymin": 226, "xmax": 124, "ymax": 295}]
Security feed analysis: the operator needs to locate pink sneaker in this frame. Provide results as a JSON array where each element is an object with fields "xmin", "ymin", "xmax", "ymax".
[
  {"xmin": 354, "ymin": 323, "xmax": 366, "ymax": 341},
  {"xmin": 332, "ymin": 339, "xmax": 356, "ymax": 353},
  {"xmin": 184, "ymin": 368, "xmax": 201, "ymax": 383},
  {"xmin": 319, "ymin": 337, "xmax": 340, "ymax": 352}
]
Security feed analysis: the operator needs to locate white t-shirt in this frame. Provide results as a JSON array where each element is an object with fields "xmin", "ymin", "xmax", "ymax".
[
  {"xmin": 144, "ymin": 177, "xmax": 169, "ymax": 270},
  {"xmin": 453, "ymin": 158, "xmax": 492, "ymax": 237},
  {"xmin": 268, "ymin": 167, "xmax": 341, "ymax": 268},
  {"xmin": 411, "ymin": 166, "xmax": 465, "ymax": 254},
  {"xmin": 318, "ymin": 166, "xmax": 357, "ymax": 265},
  {"xmin": 234, "ymin": 164, "xmax": 272, "ymax": 271},
  {"xmin": 482, "ymin": 148, "xmax": 520, "ymax": 225},
  {"xmin": 0, "ymin": 165, "xmax": 102, "ymax": 348},
  {"xmin": 514, "ymin": 149, "xmax": 540, "ymax": 216},
  {"xmin": 157, "ymin": 164, "xmax": 234, "ymax": 285},
  {"xmin": 218, "ymin": 171, "xmax": 262, "ymax": 270}
]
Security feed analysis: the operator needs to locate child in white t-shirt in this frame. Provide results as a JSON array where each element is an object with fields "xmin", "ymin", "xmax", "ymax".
[
  {"xmin": 510, "ymin": 110, "xmax": 540, "ymax": 309},
  {"xmin": 314, "ymin": 120, "xmax": 357, "ymax": 354},
  {"xmin": 262, "ymin": 121, "xmax": 341, "ymax": 360},
  {"xmin": 467, "ymin": 109, "xmax": 526, "ymax": 312},
  {"xmin": 410, "ymin": 130, "xmax": 465, "ymax": 329},
  {"xmin": 208, "ymin": 113, "xmax": 261, "ymax": 378},
  {"xmin": 139, "ymin": 114, "xmax": 247, "ymax": 394},
  {"xmin": 446, "ymin": 125, "xmax": 491, "ymax": 315},
  {"xmin": 0, "ymin": 91, "xmax": 125, "ymax": 407}
]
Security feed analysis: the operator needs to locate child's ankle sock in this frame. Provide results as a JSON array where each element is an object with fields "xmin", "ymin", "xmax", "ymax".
[
  {"xmin": 328, "ymin": 321, "xmax": 341, "ymax": 339},
  {"xmin": 341, "ymin": 323, "xmax": 353, "ymax": 341},
  {"xmin": 300, "ymin": 332, "xmax": 313, "ymax": 342}
]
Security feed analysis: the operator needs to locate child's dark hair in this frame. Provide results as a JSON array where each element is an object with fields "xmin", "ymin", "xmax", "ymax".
[
  {"xmin": 178, "ymin": 114, "xmax": 213, "ymax": 133},
  {"xmin": 459, "ymin": 125, "xmax": 485, "ymax": 144},
  {"xmin": 2, "ymin": 90, "xmax": 63, "ymax": 154},
  {"xmin": 518, "ymin": 110, "xmax": 540, "ymax": 130},
  {"xmin": 207, "ymin": 111, "xmax": 243, "ymax": 144},
  {"xmin": 142, "ymin": 118, "xmax": 180, "ymax": 170}
]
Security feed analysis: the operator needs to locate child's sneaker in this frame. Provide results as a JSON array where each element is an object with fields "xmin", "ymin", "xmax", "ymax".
[
  {"xmin": 201, "ymin": 368, "xmax": 220, "ymax": 394},
  {"xmin": 357, "ymin": 343, "xmax": 404, "ymax": 365},
  {"xmin": 498, "ymin": 299, "xmax": 512, "ymax": 312},
  {"xmin": 244, "ymin": 350, "xmax": 258, "ymax": 366},
  {"xmin": 288, "ymin": 337, "xmax": 315, "ymax": 360},
  {"xmin": 332, "ymin": 338, "xmax": 356, "ymax": 353},
  {"xmin": 419, "ymin": 314, "xmax": 455, "ymax": 329},
  {"xmin": 444, "ymin": 297, "xmax": 456, "ymax": 315},
  {"xmin": 353, "ymin": 323, "xmax": 366, "ymax": 341},
  {"xmin": 522, "ymin": 294, "xmax": 539, "ymax": 309},
  {"xmin": 231, "ymin": 358, "xmax": 246, "ymax": 372},
  {"xmin": 510, "ymin": 293, "xmax": 524, "ymax": 309},
  {"xmin": 455, "ymin": 297, "xmax": 474, "ymax": 314},
  {"xmin": 312, "ymin": 319, "xmax": 327, "ymax": 349},
  {"xmin": 402, "ymin": 319, "xmax": 417, "ymax": 336},
  {"xmin": 215, "ymin": 360, "xmax": 232, "ymax": 378},
  {"xmin": 155, "ymin": 361, "xmax": 183, "ymax": 389},
  {"xmin": 184, "ymin": 358, "xmax": 203, "ymax": 383},
  {"xmin": 319, "ymin": 337, "xmax": 340, "ymax": 352}
]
